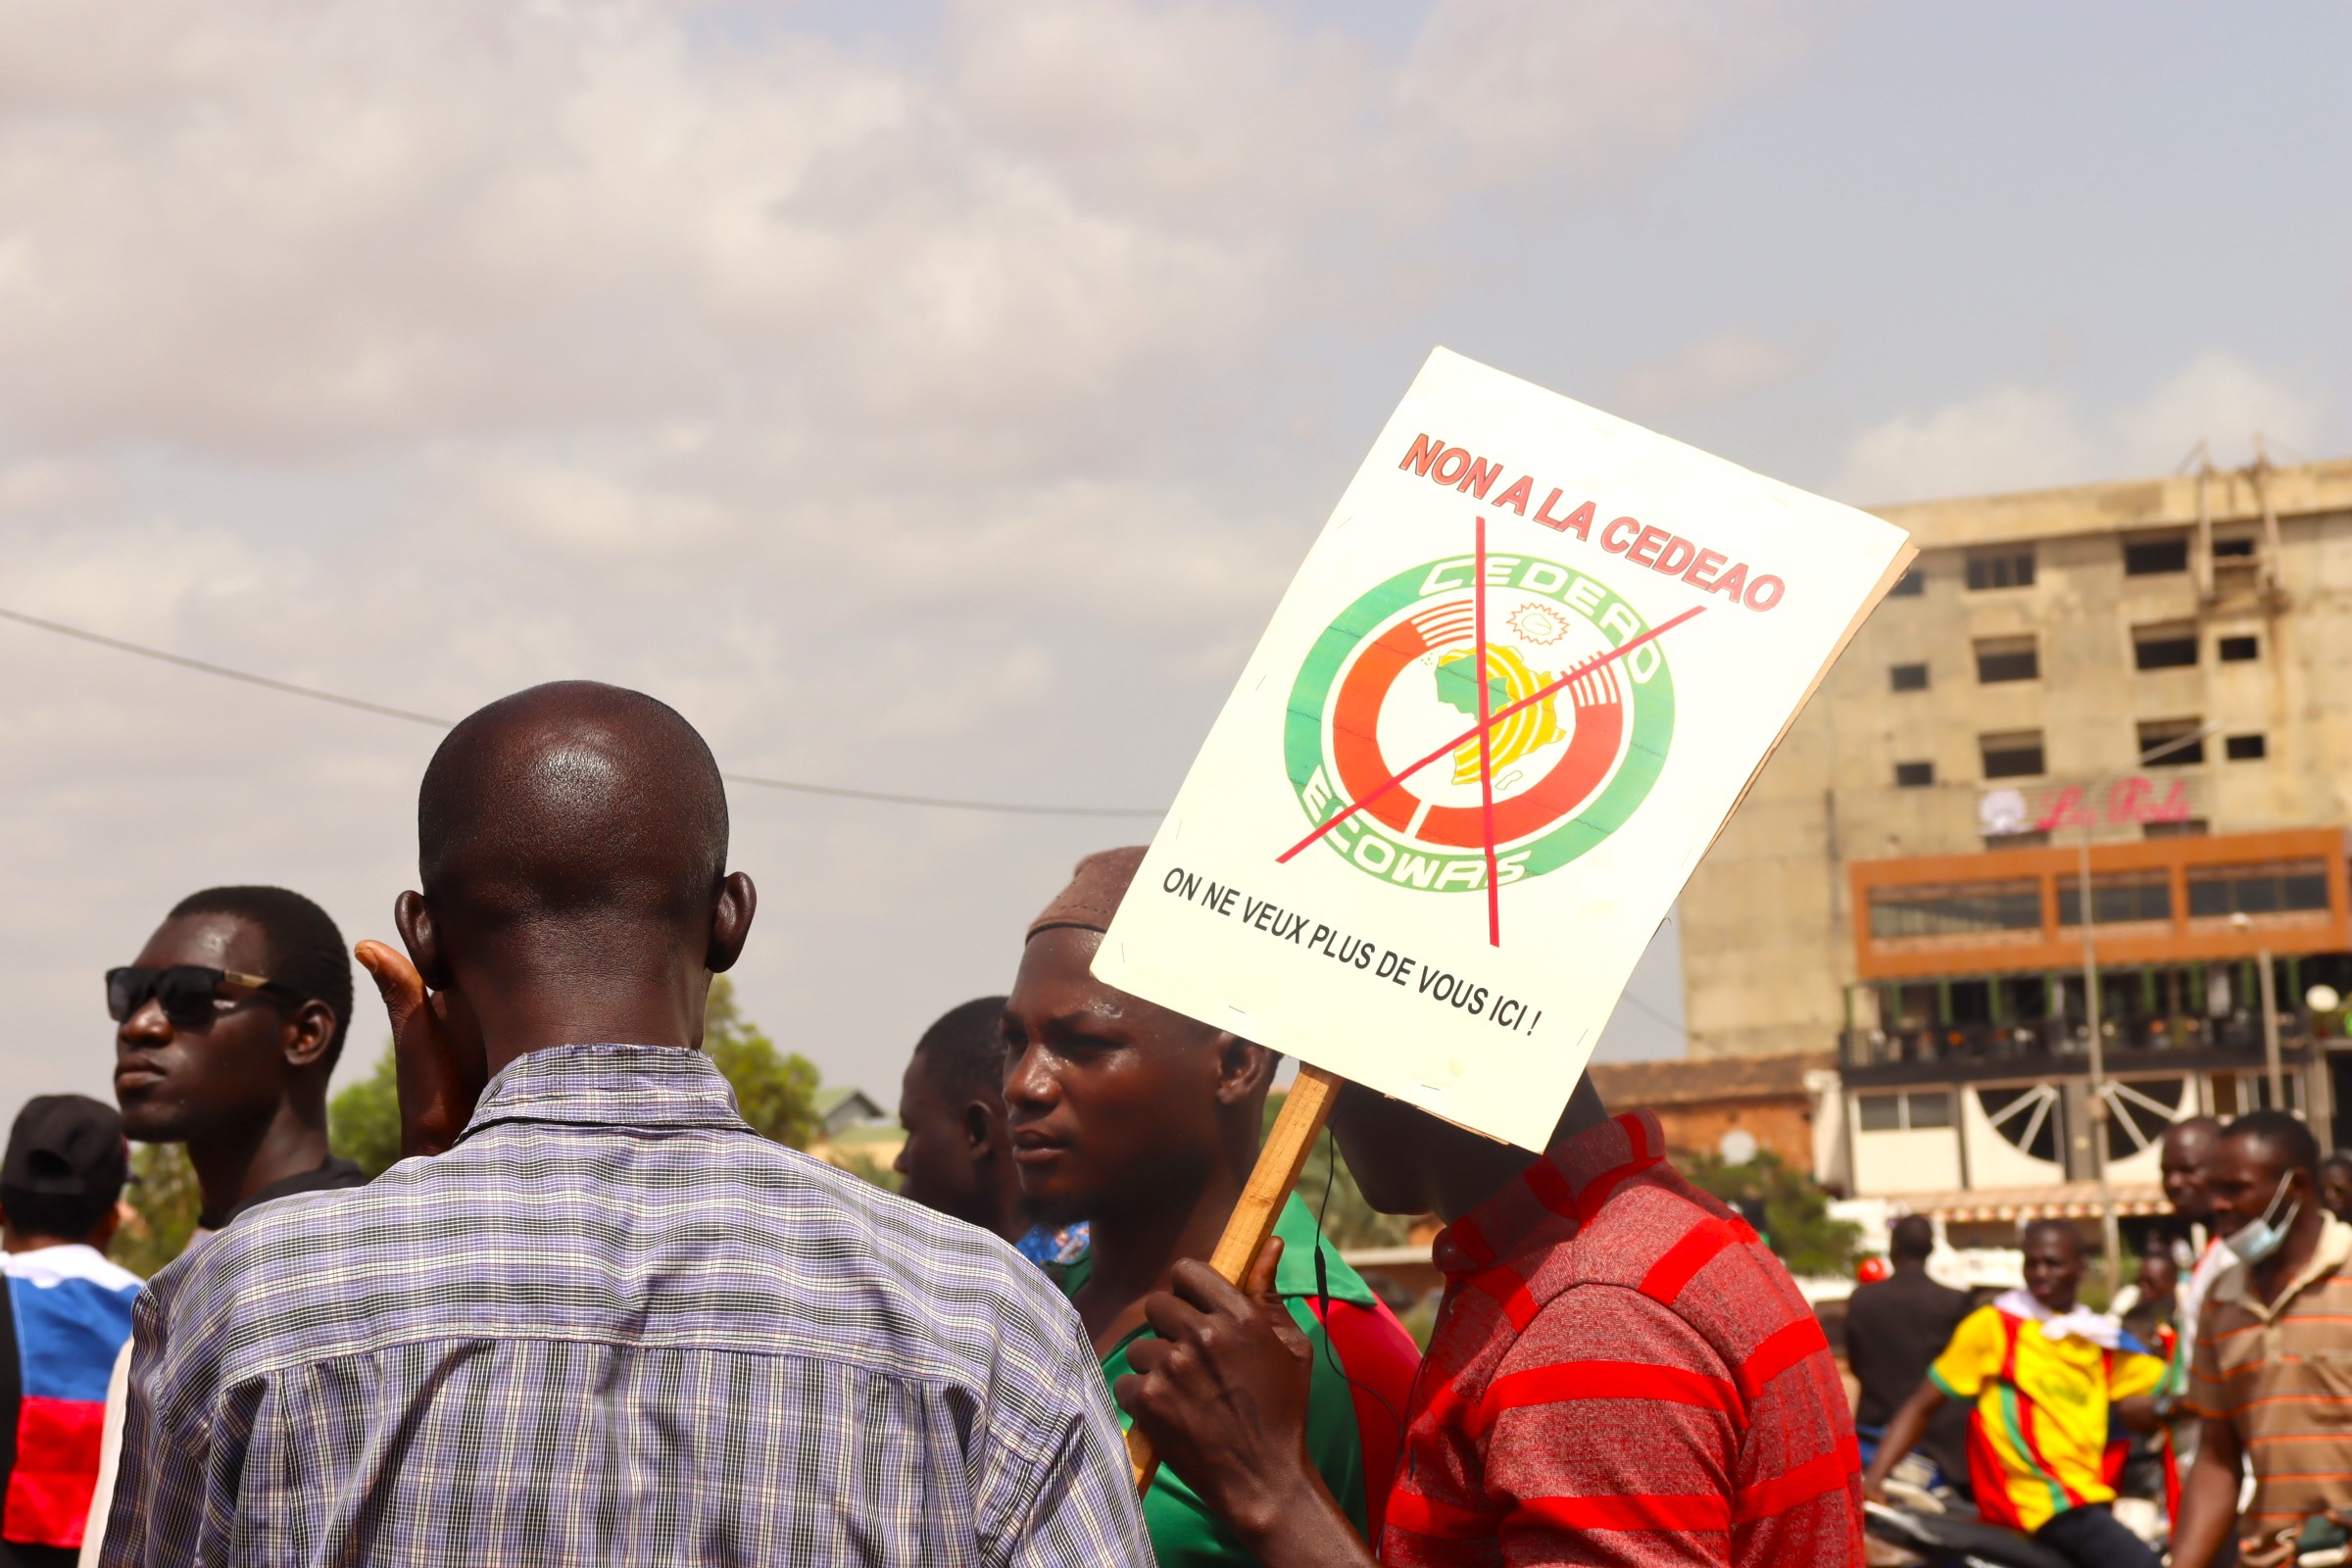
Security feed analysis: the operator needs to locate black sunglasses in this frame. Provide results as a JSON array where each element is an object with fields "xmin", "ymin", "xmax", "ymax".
[{"xmin": 106, "ymin": 965, "xmax": 307, "ymax": 1030}]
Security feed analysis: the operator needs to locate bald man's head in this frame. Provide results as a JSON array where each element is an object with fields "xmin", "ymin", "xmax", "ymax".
[{"xmin": 419, "ymin": 682, "xmax": 728, "ymax": 929}]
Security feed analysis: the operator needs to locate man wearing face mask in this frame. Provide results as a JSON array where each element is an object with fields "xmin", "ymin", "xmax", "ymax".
[{"xmin": 2173, "ymin": 1111, "xmax": 2352, "ymax": 1568}]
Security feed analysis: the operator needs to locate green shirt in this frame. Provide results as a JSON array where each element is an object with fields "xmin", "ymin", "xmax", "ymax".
[{"xmin": 1058, "ymin": 1194, "xmax": 1384, "ymax": 1567}]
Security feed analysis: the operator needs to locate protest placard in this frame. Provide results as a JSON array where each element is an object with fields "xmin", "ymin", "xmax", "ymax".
[{"xmin": 1095, "ymin": 346, "xmax": 1915, "ymax": 1152}]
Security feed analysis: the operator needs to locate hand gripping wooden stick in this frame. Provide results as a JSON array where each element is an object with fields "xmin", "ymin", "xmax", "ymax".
[{"xmin": 1128, "ymin": 1061, "xmax": 1347, "ymax": 1494}]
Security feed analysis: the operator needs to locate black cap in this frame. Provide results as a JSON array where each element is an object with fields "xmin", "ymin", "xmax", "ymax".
[{"xmin": 2, "ymin": 1095, "xmax": 129, "ymax": 1201}]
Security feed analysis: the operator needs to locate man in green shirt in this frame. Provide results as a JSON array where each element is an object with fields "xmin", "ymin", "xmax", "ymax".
[{"xmin": 1004, "ymin": 848, "xmax": 1423, "ymax": 1565}]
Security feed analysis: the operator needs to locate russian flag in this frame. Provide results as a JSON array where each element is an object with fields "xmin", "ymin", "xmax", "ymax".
[{"xmin": 3, "ymin": 1248, "xmax": 139, "ymax": 1549}]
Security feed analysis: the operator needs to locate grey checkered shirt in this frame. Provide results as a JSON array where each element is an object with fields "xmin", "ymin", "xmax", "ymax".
[{"xmin": 102, "ymin": 1044, "xmax": 1152, "ymax": 1566}]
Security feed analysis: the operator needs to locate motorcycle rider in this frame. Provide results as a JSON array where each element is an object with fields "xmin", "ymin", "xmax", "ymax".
[{"xmin": 1865, "ymin": 1219, "xmax": 2165, "ymax": 1568}]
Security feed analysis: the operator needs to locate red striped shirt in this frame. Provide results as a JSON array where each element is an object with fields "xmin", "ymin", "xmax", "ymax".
[{"xmin": 1382, "ymin": 1110, "xmax": 1864, "ymax": 1568}]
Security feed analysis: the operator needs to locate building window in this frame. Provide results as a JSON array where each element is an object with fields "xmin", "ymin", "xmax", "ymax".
[
  {"xmin": 1906, "ymin": 1090, "xmax": 1954, "ymax": 1129},
  {"xmin": 1979, "ymin": 1084, "xmax": 2064, "ymax": 1164},
  {"xmin": 1975, "ymin": 636, "xmax": 2039, "ymax": 683},
  {"xmin": 1856, "ymin": 1091, "xmax": 1957, "ymax": 1133},
  {"xmin": 2187, "ymin": 860, "xmax": 2329, "ymax": 918},
  {"xmin": 1894, "ymin": 760, "xmax": 1936, "ymax": 788},
  {"xmin": 2219, "ymin": 634, "xmax": 2259, "ymax": 662},
  {"xmin": 1890, "ymin": 662, "xmax": 1930, "ymax": 692},
  {"xmin": 2123, "ymin": 534, "xmax": 2190, "ymax": 575},
  {"xmin": 2058, "ymin": 872, "xmax": 2173, "ymax": 926},
  {"xmin": 1887, "ymin": 568, "xmax": 1925, "ymax": 597},
  {"xmin": 1985, "ymin": 830, "xmax": 2052, "ymax": 849},
  {"xmin": 2144, "ymin": 819, "xmax": 2209, "ymax": 839},
  {"xmin": 2213, "ymin": 533, "xmax": 2257, "ymax": 560},
  {"xmin": 2132, "ymin": 622, "xmax": 2198, "ymax": 670},
  {"xmin": 1981, "ymin": 730, "xmax": 2046, "ymax": 779},
  {"xmin": 2226, "ymin": 734, "xmax": 2267, "ymax": 761},
  {"xmin": 1868, "ymin": 881, "xmax": 2042, "ymax": 940},
  {"xmin": 1966, "ymin": 551, "xmax": 2035, "ymax": 590},
  {"xmin": 2138, "ymin": 718, "xmax": 2206, "ymax": 765}
]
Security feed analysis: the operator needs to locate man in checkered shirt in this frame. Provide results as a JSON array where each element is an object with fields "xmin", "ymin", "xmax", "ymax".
[{"xmin": 100, "ymin": 682, "xmax": 1151, "ymax": 1567}]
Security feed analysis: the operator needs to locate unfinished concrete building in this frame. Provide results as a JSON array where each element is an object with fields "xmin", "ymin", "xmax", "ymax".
[{"xmin": 1679, "ymin": 455, "xmax": 2352, "ymax": 1214}]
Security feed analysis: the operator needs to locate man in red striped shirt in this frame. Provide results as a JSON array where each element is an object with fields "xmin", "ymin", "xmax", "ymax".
[{"xmin": 1117, "ymin": 1076, "xmax": 1864, "ymax": 1566}]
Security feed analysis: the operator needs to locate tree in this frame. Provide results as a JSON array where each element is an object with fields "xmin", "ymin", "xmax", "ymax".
[
  {"xmin": 703, "ymin": 976, "xmax": 822, "ymax": 1150},
  {"xmin": 1261, "ymin": 1090, "xmax": 1414, "ymax": 1252},
  {"xmin": 323, "ymin": 973, "xmax": 823, "ymax": 1182},
  {"xmin": 113, "ymin": 1143, "xmax": 202, "ymax": 1279},
  {"xmin": 825, "ymin": 1150, "xmax": 903, "ymax": 1194},
  {"xmin": 328, "ymin": 1047, "xmax": 402, "ymax": 1178},
  {"xmin": 1676, "ymin": 1149, "xmax": 1859, "ymax": 1277}
]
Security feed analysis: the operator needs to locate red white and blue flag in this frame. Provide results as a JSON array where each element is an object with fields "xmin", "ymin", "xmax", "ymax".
[{"xmin": 3, "ymin": 1246, "xmax": 139, "ymax": 1548}]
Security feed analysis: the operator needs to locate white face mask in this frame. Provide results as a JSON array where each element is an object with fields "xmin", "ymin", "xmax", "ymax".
[{"xmin": 2225, "ymin": 1171, "xmax": 2302, "ymax": 1265}]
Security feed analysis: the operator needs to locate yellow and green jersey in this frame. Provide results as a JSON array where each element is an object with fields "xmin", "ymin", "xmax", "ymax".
[{"xmin": 1929, "ymin": 1303, "xmax": 2164, "ymax": 1533}]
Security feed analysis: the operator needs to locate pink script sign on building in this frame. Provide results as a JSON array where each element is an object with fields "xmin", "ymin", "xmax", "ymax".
[{"xmin": 1978, "ymin": 776, "xmax": 2201, "ymax": 838}]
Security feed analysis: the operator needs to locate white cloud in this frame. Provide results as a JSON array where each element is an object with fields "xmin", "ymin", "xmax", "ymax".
[
  {"xmin": 1831, "ymin": 352, "xmax": 2323, "ymax": 505},
  {"xmin": 1400, "ymin": 0, "xmax": 1819, "ymax": 184},
  {"xmin": 1615, "ymin": 330, "xmax": 1809, "ymax": 416},
  {"xmin": 2111, "ymin": 350, "xmax": 2323, "ymax": 474},
  {"xmin": 1832, "ymin": 386, "xmax": 2093, "ymax": 504},
  {"xmin": 0, "ymin": 0, "xmax": 1817, "ymax": 1104}
]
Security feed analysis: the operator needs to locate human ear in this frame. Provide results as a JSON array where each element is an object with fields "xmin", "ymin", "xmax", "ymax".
[
  {"xmin": 284, "ymin": 998, "xmax": 336, "ymax": 1071},
  {"xmin": 1212, "ymin": 1034, "xmax": 1276, "ymax": 1106},
  {"xmin": 394, "ymin": 891, "xmax": 451, "ymax": 991},
  {"xmin": 962, "ymin": 1101, "xmax": 997, "ymax": 1158},
  {"xmin": 707, "ymin": 872, "xmax": 757, "ymax": 973}
]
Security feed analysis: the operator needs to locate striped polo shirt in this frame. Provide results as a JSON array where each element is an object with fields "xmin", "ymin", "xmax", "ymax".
[
  {"xmin": 2188, "ymin": 1212, "xmax": 2352, "ymax": 1536},
  {"xmin": 1383, "ymin": 1109, "xmax": 1863, "ymax": 1567}
]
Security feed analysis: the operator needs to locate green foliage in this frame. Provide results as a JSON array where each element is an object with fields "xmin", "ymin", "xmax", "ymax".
[
  {"xmin": 825, "ymin": 1149, "xmax": 903, "ymax": 1194},
  {"xmin": 705, "ymin": 976, "xmax": 822, "ymax": 1151},
  {"xmin": 1261, "ymin": 1090, "xmax": 1414, "ymax": 1252},
  {"xmin": 113, "ymin": 1143, "xmax": 201, "ymax": 1279},
  {"xmin": 1677, "ymin": 1149, "xmax": 1859, "ymax": 1277},
  {"xmin": 329, "ymin": 1045, "xmax": 402, "ymax": 1178},
  {"xmin": 320, "ymin": 975, "xmax": 822, "ymax": 1173}
]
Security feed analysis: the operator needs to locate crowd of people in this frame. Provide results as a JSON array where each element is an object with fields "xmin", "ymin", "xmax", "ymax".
[
  {"xmin": 1848, "ymin": 1115, "xmax": 2352, "ymax": 1568},
  {"xmin": 0, "ymin": 677, "xmax": 2346, "ymax": 1566}
]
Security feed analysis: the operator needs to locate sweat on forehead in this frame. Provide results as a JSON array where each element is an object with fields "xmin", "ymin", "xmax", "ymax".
[{"xmin": 418, "ymin": 682, "xmax": 728, "ymax": 917}]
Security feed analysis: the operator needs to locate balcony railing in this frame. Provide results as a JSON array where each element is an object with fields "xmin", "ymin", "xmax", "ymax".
[{"xmin": 1840, "ymin": 1010, "xmax": 2317, "ymax": 1071}]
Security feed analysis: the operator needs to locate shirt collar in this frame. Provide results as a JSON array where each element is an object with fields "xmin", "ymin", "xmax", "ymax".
[
  {"xmin": 1433, "ymin": 1109, "xmax": 1666, "ymax": 1277},
  {"xmin": 2209, "ymin": 1211, "xmax": 2352, "ymax": 1317},
  {"xmin": 210, "ymin": 1154, "xmax": 369, "ymax": 1229},
  {"xmin": 1055, "ymin": 1193, "xmax": 1379, "ymax": 1322},
  {"xmin": 1268, "ymin": 1191, "xmax": 1377, "ymax": 1308},
  {"xmin": 457, "ymin": 1043, "xmax": 753, "ymax": 1142}
]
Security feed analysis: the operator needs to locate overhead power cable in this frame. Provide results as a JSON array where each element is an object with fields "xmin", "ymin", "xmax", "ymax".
[
  {"xmin": 0, "ymin": 604, "xmax": 1165, "ymax": 819},
  {"xmin": 1612, "ymin": 988, "xmax": 1685, "ymax": 1035}
]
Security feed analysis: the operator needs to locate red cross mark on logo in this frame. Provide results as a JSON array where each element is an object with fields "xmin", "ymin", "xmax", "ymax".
[{"xmin": 1276, "ymin": 516, "xmax": 1704, "ymax": 948}]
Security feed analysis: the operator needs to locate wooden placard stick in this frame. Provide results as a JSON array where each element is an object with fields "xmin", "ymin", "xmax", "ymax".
[{"xmin": 1128, "ymin": 1061, "xmax": 1347, "ymax": 1494}]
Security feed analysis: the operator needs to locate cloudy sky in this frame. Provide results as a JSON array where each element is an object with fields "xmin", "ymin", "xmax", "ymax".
[{"xmin": 4, "ymin": 0, "xmax": 2347, "ymax": 1116}]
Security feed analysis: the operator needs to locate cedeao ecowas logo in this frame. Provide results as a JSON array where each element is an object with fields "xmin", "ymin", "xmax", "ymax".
[{"xmin": 1284, "ymin": 553, "xmax": 1675, "ymax": 891}]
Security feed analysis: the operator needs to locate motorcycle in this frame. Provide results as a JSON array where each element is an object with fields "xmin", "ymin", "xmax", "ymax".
[{"xmin": 1863, "ymin": 1498, "xmax": 2079, "ymax": 1568}]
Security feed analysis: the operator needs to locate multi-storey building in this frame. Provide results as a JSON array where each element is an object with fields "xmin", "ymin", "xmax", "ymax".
[{"xmin": 1679, "ymin": 456, "xmax": 2352, "ymax": 1227}]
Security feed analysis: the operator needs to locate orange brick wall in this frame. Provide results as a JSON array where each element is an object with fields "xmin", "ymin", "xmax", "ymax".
[{"xmin": 1637, "ymin": 1097, "xmax": 1815, "ymax": 1169}]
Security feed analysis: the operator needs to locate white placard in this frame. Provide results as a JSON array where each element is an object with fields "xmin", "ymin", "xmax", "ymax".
[{"xmin": 1096, "ymin": 347, "xmax": 1913, "ymax": 1150}]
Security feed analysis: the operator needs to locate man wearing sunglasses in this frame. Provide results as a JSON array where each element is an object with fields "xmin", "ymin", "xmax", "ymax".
[
  {"xmin": 101, "ymin": 682, "xmax": 1147, "ymax": 1567},
  {"xmin": 79, "ymin": 889, "xmax": 368, "ymax": 1562},
  {"xmin": 109, "ymin": 885, "xmax": 364, "ymax": 1233}
]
